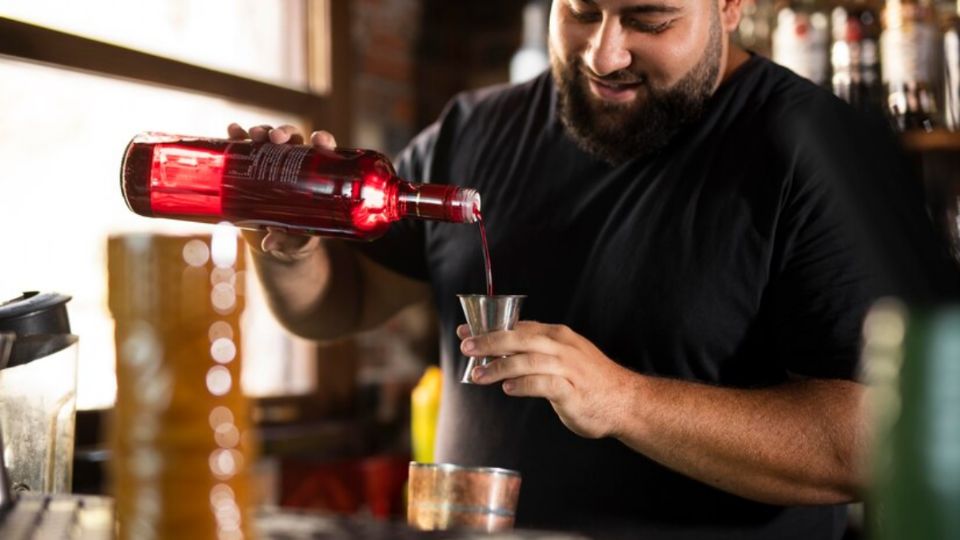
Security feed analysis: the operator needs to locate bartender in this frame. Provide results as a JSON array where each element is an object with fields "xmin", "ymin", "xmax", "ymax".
[{"xmin": 235, "ymin": 0, "xmax": 960, "ymax": 538}]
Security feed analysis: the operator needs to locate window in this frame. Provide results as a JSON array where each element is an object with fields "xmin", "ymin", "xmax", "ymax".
[
  {"xmin": 2, "ymin": 0, "xmax": 310, "ymax": 89},
  {"xmin": 0, "ymin": 3, "xmax": 341, "ymax": 409}
]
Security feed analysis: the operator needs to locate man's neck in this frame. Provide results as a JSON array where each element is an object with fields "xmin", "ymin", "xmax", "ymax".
[{"xmin": 719, "ymin": 44, "xmax": 751, "ymax": 86}]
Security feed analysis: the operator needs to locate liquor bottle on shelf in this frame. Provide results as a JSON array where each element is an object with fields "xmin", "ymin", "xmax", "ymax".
[
  {"xmin": 831, "ymin": 0, "xmax": 885, "ymax": 113},
  {"xmin": 772, "ymin": 0, "xmax": 832, "ymax": 86},
  {"xmin": 120, "ymin": 133, "xmax": 481, "ymax": 241},
  {"xmin": 880, "ymin": 0, "xmax": 941, "ymax": 132},
  {"xmin": 510, "ymin": 0, "xmax": 549, "ymax": 83},
  {"xmin": 945, "ymin": 0, "xmax": 960, "ymax": 130},
  {"xmin": 864, "ymin": 301, "xmax": 960, "ymax": 540},
  {"xmin": 736, "ymin": 0, "xmax": 776, "ymax": 58}
]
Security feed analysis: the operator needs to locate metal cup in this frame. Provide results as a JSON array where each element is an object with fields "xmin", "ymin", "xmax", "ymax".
[
  {"xmin": 406, "ymin": 462, "xmax": 522, "ymax": 532},
  {"xmin": 457, "ymin": 294, "xmax": 525, "ymax": 384}
]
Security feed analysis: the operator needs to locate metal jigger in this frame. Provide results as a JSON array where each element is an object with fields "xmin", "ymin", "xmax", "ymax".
[{"xmin": 457, "ymin": 295, "xmax": 526, "ymax": 384}]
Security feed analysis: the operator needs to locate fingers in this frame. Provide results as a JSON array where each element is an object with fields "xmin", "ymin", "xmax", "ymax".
[
  {"xmin": 310, "ymin": 130, "xmax": 337, "ymax": 149},
  {"xmin": 228, "ymin": 123, "xmax": 317, "ymax": 147},
  {"xmin": 227, "ymin": 123, "xmax": 249, "ymax": 140},
  {"xmin": 457, "ymin": 322, "xmax": 574, "ymax": 341},
  {"xmin": 260, "ymin": 227, "xmax": 321, "ymax": 262},
  {"xmin": 269, "ymin": 124, "xmax": 305, "ymax": 145},
  {"xmin": 501, "ymin": 374, "xmax": 573, "ymax": 400},
  {"xmin": 457, "ymin": 321, "xmax": 551, "ymax": 339},
  {"xmin": 471, "ymin": 353, "xmax": 564, "ymax": 384},
  {"xmin": 461, "ymin": 326, "xmax": 564, "ymax": 358},
  {"xmin": 247, "ymin": 124, "xmax": 273, "ymax": 142}
]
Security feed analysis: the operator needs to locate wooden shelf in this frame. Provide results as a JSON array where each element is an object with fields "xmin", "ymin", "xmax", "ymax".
[{"xmin": 901, "ymin": 130, "xmax": 960, "ymax": 153}]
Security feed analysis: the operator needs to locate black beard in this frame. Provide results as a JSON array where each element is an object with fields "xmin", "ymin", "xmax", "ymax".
[{"xmin": 552, "ymin": 18, "xmax": 722, "ymax": 164}]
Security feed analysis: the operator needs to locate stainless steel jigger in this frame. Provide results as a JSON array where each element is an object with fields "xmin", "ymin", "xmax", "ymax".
[{"xmin": 457, "ymin": 294, "xmax": 526, "ymax": 384}]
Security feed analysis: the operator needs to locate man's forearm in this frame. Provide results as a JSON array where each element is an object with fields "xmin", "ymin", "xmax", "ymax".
[
  {"xmin": 614, "ymin": 375, "xmax": 866, "ymax": 506},
  {"xmin": 249, "ymin": 240, "xmax": 362, "ymax": 340}
]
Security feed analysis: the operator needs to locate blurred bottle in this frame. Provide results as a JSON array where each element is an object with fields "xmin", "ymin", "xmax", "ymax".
[
  {"xmin": 863, "ymin": 301, "xmax": 960, "ymax": 540},
  {"xmin": 108, "ymin": 230, "xmax": 256, "ymax": 540},
  {"xmin": 944, "ymin": 0, "xmax": 960, "ymax": 130},
  {"xmin": 510, "ymin": 1, "xmax": 549, "ymax": 83},
  {"xmin": 831, "ymin": 0, "xmax": 885, "ymax": 113},
  {"xmin": 772, "ymin": 0, "xmax": 832, "ymax": 86},
  {"xmin": 736, "ymin": 0, "xmax": 776, "ymax": 57},
  {"xmin": 411, "ymin": 366, "xmax": 442, "ymax": 464},
  {"xmin": 881, "ymin": 0, "xmax": 940, "ymax": 131}
]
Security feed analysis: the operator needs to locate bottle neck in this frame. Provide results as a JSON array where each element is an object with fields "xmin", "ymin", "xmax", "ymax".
[{"xmin": 396, "ymin": 182, "xmax": 481, "ymax": 224}]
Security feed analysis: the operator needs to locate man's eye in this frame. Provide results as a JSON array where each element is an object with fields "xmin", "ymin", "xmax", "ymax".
[
  {"xmin": 625, "ymin": 18, "xmax": 673, "ymax": 33},
  {"xmin": 570, "ymin": 9, "xmax": 601, "ymax": 23}
]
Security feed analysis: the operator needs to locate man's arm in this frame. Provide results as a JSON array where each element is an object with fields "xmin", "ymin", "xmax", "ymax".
[
  {"xmin": 460, "ymin": 321, "xmax": 866, "ymax": 506},
  {"xmin": 248, "ymin": 235, "xmax": 430, "ymax": 340},
  {"xmin": 234, "ymin": 123, "xmax": 431, "ymax": 341},
  {"xmin": 614, "ymin": 374, "xmax": 864, "ymax": 506}
]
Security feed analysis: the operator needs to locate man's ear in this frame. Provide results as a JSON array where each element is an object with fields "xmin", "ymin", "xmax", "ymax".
[{"xmin": 719, "ymin": 0, "xmax": 743, "ymax": 32}]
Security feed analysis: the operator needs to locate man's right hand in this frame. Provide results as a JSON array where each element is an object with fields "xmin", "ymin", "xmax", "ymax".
[
  {"xmin": 227, "ymin": 122, "xmax": 430, "ymax": 341},
  {"xmin": 227, "ymin": 122, "xmax": 338, "ymax": 262}
]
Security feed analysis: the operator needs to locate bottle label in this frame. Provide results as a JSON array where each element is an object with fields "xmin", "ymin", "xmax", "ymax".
[
  {"xmin": 224, "ymin": 143, "xmax": 312, "ymax": 185},
  {"xmin": 773, "ymin": 8, "xmax": 830, "ymax": 85},
  {"xmin": 881, "ymin": 24, "xmax": 937, "ymax": 85},
  {"xmin": 946, "ymin": 29, "xmax": 960, "ymax": 130}
]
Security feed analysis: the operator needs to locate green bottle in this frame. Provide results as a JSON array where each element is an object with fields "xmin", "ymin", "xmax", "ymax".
[{"xmin": 864, "ymin": 301, "xmax": 960, "ymax": 539}]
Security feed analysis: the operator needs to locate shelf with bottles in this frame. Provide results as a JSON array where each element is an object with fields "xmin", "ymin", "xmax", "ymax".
[{"xmin": 735, "ymin": 0, "xmax": 960, "ymax": 133}]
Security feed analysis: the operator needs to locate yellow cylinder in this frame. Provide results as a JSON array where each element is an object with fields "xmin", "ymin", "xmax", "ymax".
[
  {"xmin": 108, "ymin": 231, "xmax": 256, "ymax": 540},
  {"xmin": 411, "ymin": 366, "xmax": 442, "ymax": 464}
]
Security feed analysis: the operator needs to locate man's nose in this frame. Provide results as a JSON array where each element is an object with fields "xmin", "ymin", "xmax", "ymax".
[{"xmin": 584, "ymin": 18, "xmax": 632, "ymax": 76}]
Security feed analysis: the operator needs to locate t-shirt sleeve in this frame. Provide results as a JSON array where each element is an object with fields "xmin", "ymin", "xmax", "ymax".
[
  {"xmin": 765, "ymin": 98, "xmax": 959, "ymax": 379},
  {"xmin": 353, "ymin": 123, "xmax": 442, "ymax": 282},
  {"xmin": 765, "ymin": 165, "xmax": 873, "ymax": 380}
]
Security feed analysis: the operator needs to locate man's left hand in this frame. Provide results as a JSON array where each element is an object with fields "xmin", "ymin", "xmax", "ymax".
[{"xmin": 459, "ymin": 321, "xmax": 635, "ymax": 439}]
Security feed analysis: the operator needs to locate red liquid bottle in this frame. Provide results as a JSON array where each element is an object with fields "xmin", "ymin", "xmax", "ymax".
[{"xmin": 120, "ymin": 133, "xmax": 481, "ymax": 240}]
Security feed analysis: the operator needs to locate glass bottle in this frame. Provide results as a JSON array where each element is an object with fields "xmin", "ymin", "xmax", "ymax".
[
  {"xmin": 880, "ymin": 0, "xmax": 940, "ymax": 131},
  {"xmin": 944, "ymin": 0, "xmax": 960, "ymax": 130},
  {"xmin": 510, "ymin": 1, "xmax": 549, "ymax": 83},
  {"xmin": 831, "ymin": 0, "xmax": 885, "ymax": 113},
  {"xmin": 772, "ymin": 0, "xmax": 832, "ymax": 86},
  {"xmin": 736, "ymin": 0, "xmax": 776, "ymax": 57},
  {"xmin": 864, "ymin": 301, "xmax": 960, "ymax": 540},
  {"xmin": 120, "ymin": 133, "xmax": 481, "ymax": 241}
]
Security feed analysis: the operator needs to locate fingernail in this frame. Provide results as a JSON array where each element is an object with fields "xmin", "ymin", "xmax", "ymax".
[
  {"xmin": 503, "ymin": 380, "xmax": 515, "ymax": 392},
  {"xmin": 472, "ymin": 366, "xmax": 486, "ymax": 382},
  {"xmin": 461, "ymin": 339, "xmax": 475, "ymax": 353}
]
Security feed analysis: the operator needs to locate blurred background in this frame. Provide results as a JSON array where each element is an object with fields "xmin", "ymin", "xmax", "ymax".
[
  {"xmin": 0, "ymin": 0, "xmax": 549, "ymax": 522},
  {"xmin": 1, "ymin": 0, "xmax": 960, "ymax": 532}
]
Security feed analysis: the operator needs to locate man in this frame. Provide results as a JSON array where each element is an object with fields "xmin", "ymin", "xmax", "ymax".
[{"xmin": 232, "ymin": 0, "xmax": 959, "ymax": 537}]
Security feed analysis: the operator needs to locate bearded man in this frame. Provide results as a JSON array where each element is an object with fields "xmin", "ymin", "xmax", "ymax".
[{"xmin": 235, "ymin": 0, "xmax": 959, "ymax": 538}]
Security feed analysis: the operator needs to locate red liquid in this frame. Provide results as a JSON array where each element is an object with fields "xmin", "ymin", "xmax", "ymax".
[{"xmin": 476, "ymin": 210, "xmax": 494, "ymax": 296}]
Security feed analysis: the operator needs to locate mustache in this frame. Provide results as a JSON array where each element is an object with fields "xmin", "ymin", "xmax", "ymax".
[{"xmin": 577, "ymin": 65, "xmax": 645, "ymax": 85}]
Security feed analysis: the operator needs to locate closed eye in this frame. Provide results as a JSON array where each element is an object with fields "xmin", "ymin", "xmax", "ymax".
[
  {"xmin": 624, "ymin": 18, "xmax": 675, "ymax": 33},
  {"xmin": 570, "ymin": 8, "xmax": 601, "ymax": 23}
]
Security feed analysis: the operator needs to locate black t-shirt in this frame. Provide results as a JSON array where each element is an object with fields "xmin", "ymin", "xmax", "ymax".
[{"xmin": 359, "ymin": 56, "xmax": 959, "ymax": 539}]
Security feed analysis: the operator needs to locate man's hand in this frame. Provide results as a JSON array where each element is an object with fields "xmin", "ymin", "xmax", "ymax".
[
  {"xmin": 226, "ymin": 122, "xmax": 336, "ymax": 261},
  {"xmin": 459, "ymin": 320, "xmax": 864, "ymax": 505},
  {"xmin": 459, "ymin": 321, "xmax": 636, "ymax": 439}
]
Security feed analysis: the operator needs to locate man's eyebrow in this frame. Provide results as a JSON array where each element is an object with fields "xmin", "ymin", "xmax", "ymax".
[
  {"xmin": 576, "ymin": 0, "xmax": 682, "ymax": 15},
  {"xmin": 621, "ymin": 4, "xmax": 683, "ymax": 14}
]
